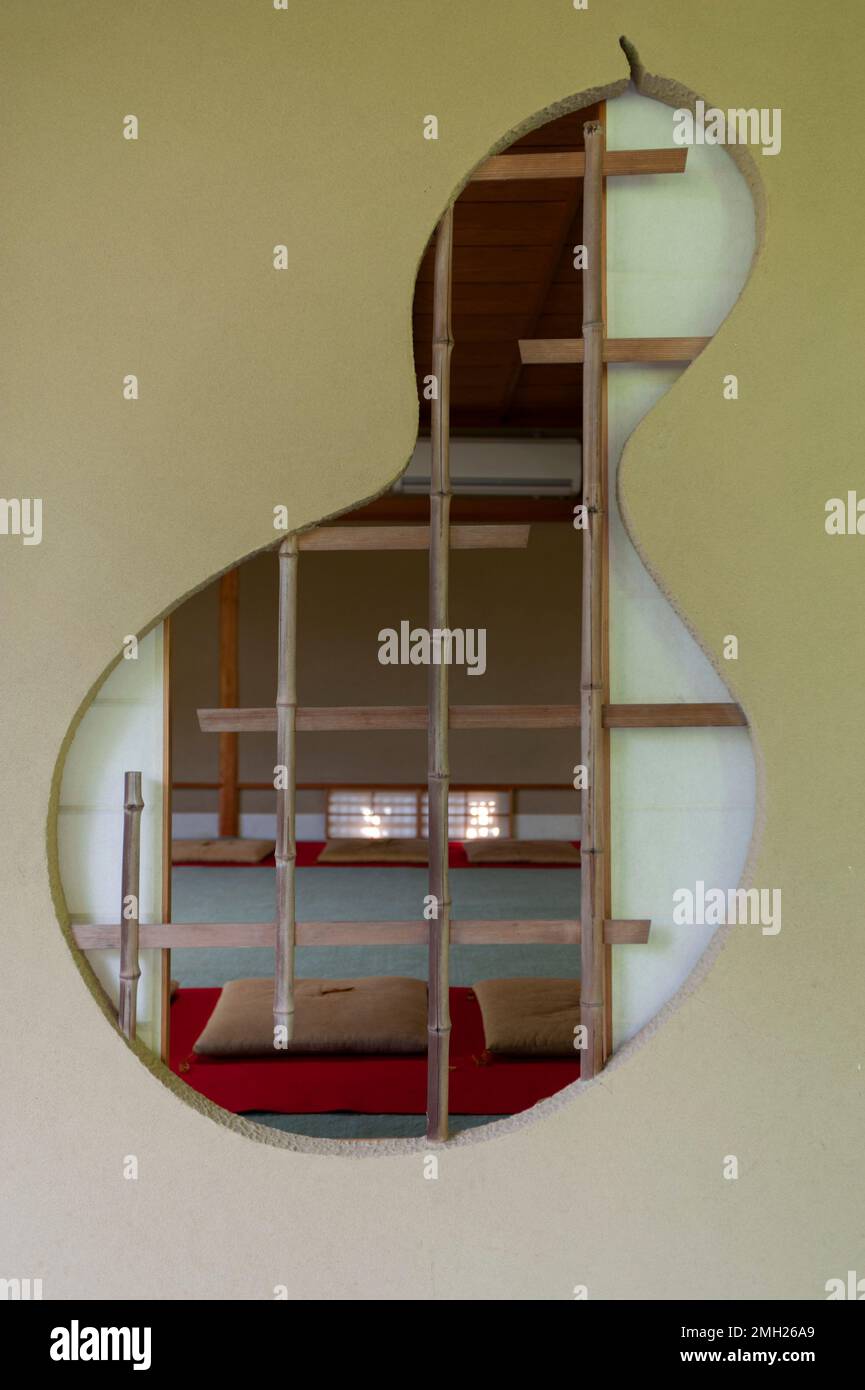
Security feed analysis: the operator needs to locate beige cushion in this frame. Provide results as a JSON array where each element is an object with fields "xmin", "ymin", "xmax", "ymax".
[
  {"xmin": 473, "ymin": 977, "xmax": 581, "ymax": 1057},
  {"xmin": 172, "ymin": 838, "xmax": 274, "ymax": 864},
  {"xmin": 318, "ymin": 837, "xmax": 428, "ymax": 864},
  {"xmin": 464, "ymin": 838, "xmax": 580, "ymax": 865},
  {"xmin": 193, "ymin": 976, "xmax": 428, "ymax": 1056}
]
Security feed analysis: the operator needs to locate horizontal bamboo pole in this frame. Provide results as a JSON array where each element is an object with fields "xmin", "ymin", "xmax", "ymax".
[
  {"xmin": 297, "ymin": 524, "xmax": 529, "ymax": 551},
  {"xmin": 519, "ymin": 336, "xmax": 710, "ymax": 365},
  {"xmin": 74, "ymin": 919, "xmax": 649, "ymax": 949},
  {"xmin": 198, "ymin": 702, "xmax": 746, "ymax": 733},
  {"xmin": 471, "ymin": 149, "xmax": 688, "ymax": 181}
]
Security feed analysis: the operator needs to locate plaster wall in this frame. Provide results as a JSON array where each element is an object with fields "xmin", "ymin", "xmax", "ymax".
[{"xmin": 2, "ymin": 0, "xmax": 863, "ymax": 1301}]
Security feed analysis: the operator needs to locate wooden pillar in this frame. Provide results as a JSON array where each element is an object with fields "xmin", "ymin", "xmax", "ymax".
[
  {"xmin": 274, "ymin": 537, "xmax": 298, "ymax": 1040},
  {"xmin": 118, "ymin": 770, "xmax": 144, "ymax": 1040},
  {"xmin": 579, "ymin": 121, "xmax": 608, "ymax": 1080},
  {"xmin": 218, "ymin": 569, "xmax": 240, "ymax": 838},
  {"xmin": 426, "ymin": 207, "xmax": 454, "ymax": 1141}
]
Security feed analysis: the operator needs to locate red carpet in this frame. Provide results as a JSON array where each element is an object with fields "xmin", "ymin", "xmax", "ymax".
[
  {"xmin": 170, "ymin": 986, "xmax": 580, "ymax": 1115},
  {"xmin": 177, "ymin": 841, "xmax": 580, "ymax": 869}
]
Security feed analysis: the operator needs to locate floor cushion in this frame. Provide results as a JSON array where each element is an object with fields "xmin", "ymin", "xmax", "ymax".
[
  {"xmin": 172, "ymin": 837, "xmax": 274, "ymax": 864},
  {"xmin": 193, "ymin": 976, "xmax": 428, "ymax": 1056},
  {"xmin": 318, "ymin": 837, "xmax": 428, "ymax": 864},
  {"xmin": 463, "ymin": 838, "xmax": 580, "ymax": 865},
  {"xmin": 473, "ymin": 977, "xmax": 581, "ymax": 1057}
]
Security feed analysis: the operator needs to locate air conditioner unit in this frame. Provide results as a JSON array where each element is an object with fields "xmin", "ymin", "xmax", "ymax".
[{"xmin": 395, "ymin": 438, "xmax": 581, "ymax": 496}]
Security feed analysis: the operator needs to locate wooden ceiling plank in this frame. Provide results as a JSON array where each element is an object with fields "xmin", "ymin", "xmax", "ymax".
[{"xmin": 499, "ymin": 184, "xmax": 584, "ymax": 425}]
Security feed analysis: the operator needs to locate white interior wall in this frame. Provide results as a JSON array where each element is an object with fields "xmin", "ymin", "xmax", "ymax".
[
  {"xmin": 606, "ymin": 91, "xmax": 757, "ymax": 1045},
  {"xmin": 59, "ymin": 629, "xmax": 165, "ymax": 1053}
]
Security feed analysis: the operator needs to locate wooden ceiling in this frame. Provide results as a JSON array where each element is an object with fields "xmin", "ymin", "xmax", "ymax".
[{"xmin": 413, "ymin": 105, "xmax": 599, "ymax": 436}]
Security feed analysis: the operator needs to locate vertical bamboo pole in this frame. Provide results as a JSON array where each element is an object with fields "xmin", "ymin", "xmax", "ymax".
[
  {"xmin": 118, "ymin": 770, "xmax": 144, "ymax": 1040},
  {"xmin": 160, "ymin": 620, "xmax": 173, "ymax": 1063},
  {"xmin": 599, "ymin": 106, "xmax": 614, "ymax": 1065},
  {"xmin": 274, "ymin": 536, "xmax": 298, "ymax": 1041},
  {"xmin": 426, "ymin": 207, "xmax": 454, "ymax": 1141},
  {"xmin": 579, "ymin": 121, "xmax": 607, "ymax": 1080},
  {"xmin": 218, "ymin": 568, "xmax": 240, "ymax": 838}
]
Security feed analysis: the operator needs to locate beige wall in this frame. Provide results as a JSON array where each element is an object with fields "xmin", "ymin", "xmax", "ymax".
[
  {"xmin": 3, "ymin": 0, "xmax": 864, "ymax": 1300},
  {"xmin": 172, "ymin": 526, "xmax": 580, "ymax": 815}
]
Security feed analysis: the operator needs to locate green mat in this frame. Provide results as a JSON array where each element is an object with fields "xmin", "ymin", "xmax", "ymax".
[{"xmin": 171, "ymin": 864, "xmax": 581, "ymax": 989}]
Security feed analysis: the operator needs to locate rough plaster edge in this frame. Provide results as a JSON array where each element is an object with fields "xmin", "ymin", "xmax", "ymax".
[{"xmin": 45, "ymin": 39, "xmax": 767, "ymax": 1161}]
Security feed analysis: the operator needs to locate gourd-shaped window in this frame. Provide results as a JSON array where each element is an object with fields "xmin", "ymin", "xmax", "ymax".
[{"xmin": 58, "ymin": 90, "xmax": 756, "ymax": 1147}]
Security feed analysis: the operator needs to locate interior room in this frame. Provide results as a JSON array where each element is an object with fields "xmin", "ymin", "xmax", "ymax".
[{"xmin": 60, "ymin": 91, "xmax": 756, "ymax": 1144}]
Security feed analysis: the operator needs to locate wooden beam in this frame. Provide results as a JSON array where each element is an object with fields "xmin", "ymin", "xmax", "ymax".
[
  {"xmin": 217, "ymin": 569, "xmax": 240, "ymax": 837},
  {"xmin": 297, "ymin": 524, "xmax": 529, "ymax": 550},
  {"xmin": 74, "ymin": 919, "xmax": 649, "ymax": 949},
  {"xmin": 174, "ymin": 779, "xmax": 573, "ymax": 791},
  {"xmin": 519, "ymin": 336, "xmax": 710, "ymax": 365},
  {"xmin": 118, "ymin": 771, "xmax": 143, "ymax": 1041},
  {"xmin": 274, "ymin": 537, "xmax": 298, "ymax": 1041},
  {"xmin": 328, "ymin": 495, "xmax": 577, "ymax": 525},
  {"xmin": 197, "ymin": 702, "xmax": 746, "ymax": 734},
  {"xmin": 605, "ymin": 919, "xmax": 651, "ymax": 945},
  {"xmin": 471, "ymin": 149, "xmax": 688, "ymax": 181},
  {"xmin": 604, "ymin": 703, "xmax": 747, "ymax": 728},
  {"xmin": 427, "ymin": 207, "xmax": 454, "ymax": 1143},
  {"xmin": 198, "ymin": 704, "xmax": 580, "ymax": 733}
]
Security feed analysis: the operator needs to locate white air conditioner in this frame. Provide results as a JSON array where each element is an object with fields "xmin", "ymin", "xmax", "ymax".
[{"xmin": 394, "ymin": 438, "xmax": 581, "ymax": 496}]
